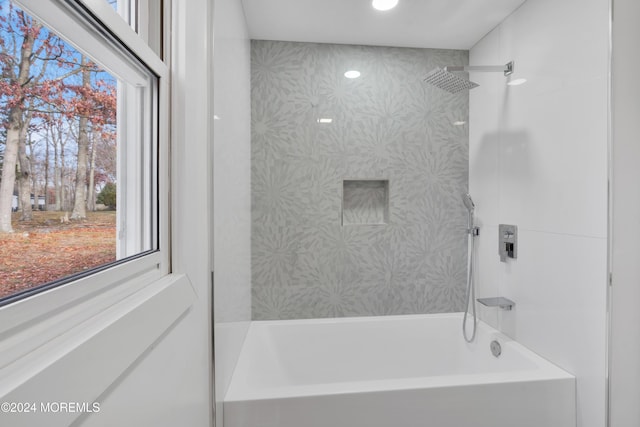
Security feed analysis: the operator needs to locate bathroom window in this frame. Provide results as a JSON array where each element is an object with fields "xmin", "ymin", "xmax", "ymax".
[
  {"xmin": 104, "ymin": 0, "xmax": 164, "ymax": 57},
  {"xmin": 0, "ymin": 0, "xmax": 169, "ymax": 306}
]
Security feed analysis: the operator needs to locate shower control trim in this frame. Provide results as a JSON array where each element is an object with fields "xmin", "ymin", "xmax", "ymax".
[{"xmin": 499, "ymin": 224, "xmax": 517, "ymax": 262}]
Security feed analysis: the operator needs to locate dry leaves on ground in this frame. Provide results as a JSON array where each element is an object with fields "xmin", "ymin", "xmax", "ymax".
[{"xmin": 0, "ymin": 211, "xmax": 116, "ymax": 299}]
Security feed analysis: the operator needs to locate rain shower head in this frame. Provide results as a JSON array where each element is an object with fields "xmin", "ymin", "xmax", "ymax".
[
  {"xmin": 462, "ymin": 193, "xmax": 475, "ymax": 213},
  {"xmin": 423, "ymin": 68, "xmax": 479, "ymax": 94},
  {"xmin": 424, "ymin": 62, "xmax": 514, "ymax": 94}
]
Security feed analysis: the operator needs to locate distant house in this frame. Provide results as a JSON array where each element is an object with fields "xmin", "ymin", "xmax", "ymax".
[{"xmin": 12, "ymin": 191, "xmax": 45, "ymax": 211}]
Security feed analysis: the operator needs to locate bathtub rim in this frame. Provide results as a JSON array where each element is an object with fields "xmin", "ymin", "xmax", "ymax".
[{"xmin": 225, "ymin": 312, "xmax": 575, "ymax": 402}]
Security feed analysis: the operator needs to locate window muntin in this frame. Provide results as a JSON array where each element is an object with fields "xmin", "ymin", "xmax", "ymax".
[{"xmin": 0, "ymin": 0, "xmax": 161, "ymax": 304}]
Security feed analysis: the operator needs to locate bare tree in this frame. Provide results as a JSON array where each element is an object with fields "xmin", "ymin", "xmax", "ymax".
[
  {"xmin": 16, "ymin": 112, "xmax": 33, "ymax": 220},
  {"xmin": 27, "ymin": 129, "xmax": 42, "ymax": 213},
  {"xmin": 70, "ymin": 57, "xmax": 90, "ymax": 220},
  {"xmin": 0, "ymin": 12, "xmax": 40, "ymax": 232},
  {"xmin": 87, "ymin": 132, "xmax": 97, "ymax": 212},
  {"xmin": 43, "ymin": 127, "xmax": 50, "ymax": 209}
]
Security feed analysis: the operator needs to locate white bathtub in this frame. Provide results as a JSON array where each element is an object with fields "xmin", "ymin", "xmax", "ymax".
[{"xmin": 224, "ymin": 313, "xmax": 575, "ymax": 427}]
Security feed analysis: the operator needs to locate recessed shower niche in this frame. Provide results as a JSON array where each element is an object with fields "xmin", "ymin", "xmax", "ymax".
[{"xmin": 342, "ymin": 179, "xmax": 389, "ymax": 226}]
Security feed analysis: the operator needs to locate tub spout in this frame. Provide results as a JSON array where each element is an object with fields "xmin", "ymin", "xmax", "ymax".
[{"xmin": 477, "ymin": 297, "xmax": 515, "ymax": 311}]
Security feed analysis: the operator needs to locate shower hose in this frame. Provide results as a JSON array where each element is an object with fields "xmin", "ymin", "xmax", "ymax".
[{"xmin": 462, "ymin": 229, "xmax": 477, "ymax": 342}]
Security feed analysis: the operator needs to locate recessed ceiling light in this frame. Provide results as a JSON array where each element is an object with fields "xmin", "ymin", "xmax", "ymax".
[
  {"xmin": 317, "ymin": 118, "xmax": 333, "ymax": 124},
  {"xmin": 372, "ymin": 0, "xmax": 398, "ymax": 11},
  {"xmin": 507, "ymin": 78, "xmax": 527, "ymax": 86},
  {"xmin": 453, "ymin": 121, "xmax": 466, "ymax": 126},
  {"xmin": 344, "ymin": 70, "xmax": 361, "ymax": 79}
]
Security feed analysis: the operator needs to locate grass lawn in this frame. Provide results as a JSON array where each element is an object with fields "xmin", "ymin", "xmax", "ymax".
[{"xmin": 0, "ymin": 210, "xmax": 116, "ymax": 299}]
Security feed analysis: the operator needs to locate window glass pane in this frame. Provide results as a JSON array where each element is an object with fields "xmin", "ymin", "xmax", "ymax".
[
  {"xmin": 103, "ymin": 0, "xmax": 163, "ymax": 59},
  {"xmin": 104, "ymin": 0, "xmax": 135, "ymax": 29},
  {"xmin": 0, "ymin": 0, "xmax": 156, "ymax": 301}
]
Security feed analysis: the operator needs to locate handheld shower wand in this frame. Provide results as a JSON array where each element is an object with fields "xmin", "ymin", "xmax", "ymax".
[
  {"xmin": 462, "ymin": 193, "xmax": 479, "ymax": 236},
  {"xmin": 462, "ymin": 193, "xmax": 475, "ymax": 211},
  {"xmin": 462, "ymin": 193, "xmax": 478, "ymax": 342}
]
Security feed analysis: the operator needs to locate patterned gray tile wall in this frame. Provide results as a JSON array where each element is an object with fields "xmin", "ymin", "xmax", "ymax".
[{"xmin": 251, "ymin": 40, "xmax": 470, "ymax": 320}]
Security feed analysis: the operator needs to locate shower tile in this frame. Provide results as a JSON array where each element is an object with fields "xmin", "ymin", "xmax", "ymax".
[
  {"xmin": 251, "ymin": 40, "xmax": 469, "ymax": 319},
  {"xmin": 252, "ymin": 284, "xmax": 311, "ymax": 320},
  {"xmin": 252, "ymin": 224, "xmax": 303, "ymax": 288}
]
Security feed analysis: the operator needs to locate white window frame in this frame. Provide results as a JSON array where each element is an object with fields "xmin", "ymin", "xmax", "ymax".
[
  {"xmin": 0, "ymin": 0, "xmax": 170, "ymax": 367},
  {"xmin": 115, "ymin": 0, "xmax": 164, "ymax": 58}
]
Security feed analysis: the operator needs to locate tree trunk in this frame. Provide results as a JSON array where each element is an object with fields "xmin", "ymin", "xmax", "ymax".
[
  {"xmin": 87, "ymin": 135, "xmax": 97, "ymax": 212},
  {"xmin": 0, "ymin": 107, "xmax": 21, "ymax": 232},
  {"xmin": 17, "ymin": 137, "xmax": 32, "ymax": 221},
  {"xmin": 18, "ymin": 118, "xmax": 33, "ymax": 221},
  {"xmin": 54, "ymin": 137, "xmax": 61, "ymax": 211},
  {"xmin": 28, "ymin": 133, "xmax": 39, "ymax": 213},
  {"xmin": 70, "ymin": 117, "xmax": 88, "ymax": 219},
  {"xmin": 44, "ymin": 129, "xmax": 50, "ymax": 210},
  {"xmin": 0, "ymin": 18, "xmax": 39, "ymax": 232},
  {"xmin": 71, "ymin": 59, "xmax": 90, "ymax": 220},
  {"xmin": 0, "ymin": 106, "xmax": 22, "ymax": 232},
  {"xmin": 61, "ymin": 141, "xmax": 68, "ymax": 211}
]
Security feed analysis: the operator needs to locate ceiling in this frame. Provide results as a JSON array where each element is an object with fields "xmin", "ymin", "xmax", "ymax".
[{"xmin": 240, "ymin": 0, "xmax": 527, "ymax": 50}]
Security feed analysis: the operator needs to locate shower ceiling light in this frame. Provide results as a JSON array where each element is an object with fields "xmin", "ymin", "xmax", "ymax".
[
  {"xmin": 507, "ymin": 78, "xmax": 527, "ymax": 86},
  {"xmin": 372, "ymin": 0, "xmax": 398, "ymax": 11},
  {"xmin": 453, "ymin": 121, "xmax": 466, "ymax": 126},
  {"xmin": 317, "ymin": 118, "xmax": 333, "ymax": 124},
  {"xmin": 344, "ymin": 70, "xmax": 361, "ymax": 79}
]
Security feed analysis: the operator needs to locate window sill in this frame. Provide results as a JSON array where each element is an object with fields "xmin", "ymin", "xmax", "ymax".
[
  {"xmin": 0, "ymin": 253, "xmax": 167, "ymax": 370},
  {"xmin": 0, "ymin": 273, "xmax": 195, "ymax": 426}
]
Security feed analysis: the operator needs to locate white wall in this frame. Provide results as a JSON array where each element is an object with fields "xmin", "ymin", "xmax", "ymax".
[
  {"xmin": 469, "ymin": 1, "xmax": 609, "ymax": 427},
  {"xmin": 212, "ymin": 0, "xmax": 252, "ymax": 425},
  {"xmin": 79, "ymin": 0, "xmax": 215, "ymax": 425},
  {"xmin": 0, "ymin": 1, "xmax": 215, "ymax": 426},
  {"xmin": 610, "ymin": 0, "xmax": 640, "ymax": 424}
]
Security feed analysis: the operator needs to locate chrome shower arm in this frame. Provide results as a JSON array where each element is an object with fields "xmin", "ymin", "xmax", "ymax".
[
  {"xmin": 445, "ymin": 61, "xmax": 514, "ymax": 76},
  {"xmin": 445, "ymin": 65, "xmax": 504, "ymax": 72}
]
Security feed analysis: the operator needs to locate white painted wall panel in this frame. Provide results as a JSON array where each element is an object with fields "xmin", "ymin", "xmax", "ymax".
[
  {"xmin": 610, "ymin": 0, "xmax": 640, "ymax": 424},
  {"xmin": 78, "ymin": 0, "xmax": 215, "ymax": 425},
  {"xmin": 212, "ymin": 0, "xmax": 252, "ymax": 425},
  {"xmin": 0, "ymin": 1, "xmax": 215, "ymax": 426},
  {"xmin": 469, "ymin": 1, "xmax": 609, "ymax": 426}
]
